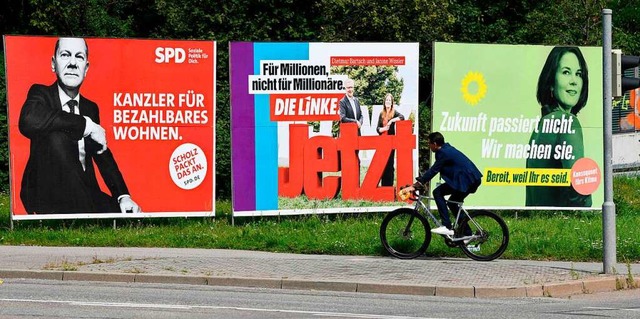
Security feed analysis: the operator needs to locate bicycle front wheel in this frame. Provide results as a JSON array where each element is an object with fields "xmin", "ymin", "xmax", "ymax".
[
  {"xmin": 457, "ymin": 210, "xmax": 509, "ymax": 261},
  {"xmin": 380, "ymin": 208, "xmax": 431, "ymax": 259}
]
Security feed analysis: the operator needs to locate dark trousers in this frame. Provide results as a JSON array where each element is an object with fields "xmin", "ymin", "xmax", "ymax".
[
  {"xmin": 380, "ymin": 150, "xmax": 395, "ymax": 187},
  {"xmin": 432, "ymin": 183, "xmax": 471, "ymax": 229}
]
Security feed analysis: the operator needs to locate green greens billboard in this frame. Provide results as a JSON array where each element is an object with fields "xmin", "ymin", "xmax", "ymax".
[{"xmin": 432, "ymin": 42, "xmax": 603, "ymax": 209}]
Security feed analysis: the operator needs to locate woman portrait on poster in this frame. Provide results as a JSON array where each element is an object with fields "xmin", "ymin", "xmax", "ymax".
[
  {"xmin": 526, "ymin": 46, "xmax": 592, "ymax": 207},
  {"xmin": 376, "ymin": 93, "xmax": 404, "ymax": 187}
]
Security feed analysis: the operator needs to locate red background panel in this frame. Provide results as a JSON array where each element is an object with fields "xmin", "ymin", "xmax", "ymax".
[{"xmin": 5, "ymin": 36, "xmax": 216, "ymax": 215}]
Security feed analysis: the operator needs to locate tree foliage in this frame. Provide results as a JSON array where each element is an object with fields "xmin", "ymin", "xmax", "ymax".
[
  {"xmin": 515, "ymin": 0, "xmax": 607, "ymax": 46},
  {"xmin": 24, "ymin": 0, "xmax": 135, "ymax": 37},
  {"xmin": 331, "ymin": 66, "xmax": 404, "ymax": 107},
  {"xmin": 1, "ymin": 0, "xmax": 638, "ymax": 198}
]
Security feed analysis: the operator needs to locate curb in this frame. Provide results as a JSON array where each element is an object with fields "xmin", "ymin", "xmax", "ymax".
[{"xmin": 0, "ymin": 269, "xmax": 635, "ymax": 299}]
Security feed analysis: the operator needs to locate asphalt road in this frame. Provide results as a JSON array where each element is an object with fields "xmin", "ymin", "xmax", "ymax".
[{"xmin": 1, "ymin": 279, "xmax": 639, "ymax": 318}]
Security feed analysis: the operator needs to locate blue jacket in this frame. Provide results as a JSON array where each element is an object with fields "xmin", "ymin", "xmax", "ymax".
[{"xmin": 417, "ymin": 143, "xmax": 482, "ymax": 193}]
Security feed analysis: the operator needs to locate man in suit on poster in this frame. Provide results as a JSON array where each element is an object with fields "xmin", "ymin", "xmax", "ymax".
[
  {"xmin": 338, "ymin": 78, "xmax": 363, "ymax": 134},
  {"xmin": 19, "ymin": 37, "xmax": 141, "ymax": 214},
  {"xmin": 338, "ymin": 78, "xmax": 364, "ymax": 171}
]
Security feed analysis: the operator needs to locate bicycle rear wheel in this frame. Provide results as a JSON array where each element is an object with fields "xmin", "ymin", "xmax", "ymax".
[
  {"xmin": 380, "ymin": 208, "xmax": 431, "ymax": 259},
  {"xmin": 457, "ymin": 210, "xmax": 509, "ymax": 261}
]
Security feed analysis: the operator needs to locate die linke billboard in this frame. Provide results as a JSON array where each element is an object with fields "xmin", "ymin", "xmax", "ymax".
[
  {"xmin": 432, "ymin": 42, "xmax": 604, "ymax": 209},
  {"xmin": 230, "ymin": 42, "xmax": 419, "ymax": 216},
  {"xmin": 4, "ymin": 36, "xmax": 216, "ymax": 220}
]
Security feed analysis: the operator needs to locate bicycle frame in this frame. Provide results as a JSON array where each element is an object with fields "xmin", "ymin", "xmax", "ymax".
[{"xmin": 410, "ymin": 192, "xmax": 479, "ymax": 243}]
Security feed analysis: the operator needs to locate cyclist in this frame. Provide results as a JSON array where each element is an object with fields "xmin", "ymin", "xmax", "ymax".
[{"xmin": 406, "ymin": 132, "xmax": 483, "ymax": 236}]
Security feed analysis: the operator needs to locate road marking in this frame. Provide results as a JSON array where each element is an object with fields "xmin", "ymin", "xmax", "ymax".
[
  {"xmin": 585, "ymin": 306, "xmax": 640, "ymax": 312},
  {"xmin": 0, "ymin": 298, "xmax": 442, "ymax": 318}
]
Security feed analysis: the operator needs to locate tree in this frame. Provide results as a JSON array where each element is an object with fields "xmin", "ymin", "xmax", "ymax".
[
  {"xmin": 448, "ymin": 0, "xmax": 537, "ymax": 44},
  {"xmin": 0, "ymin": 0, "xmax": 635, "ymax": 198},
  {"xmin": 610, "ymin": 1, "xmax": 640, "ymax": 55},
  {"xmin": 513, "ymin": 0, "xmax": 606, "ymax": 46},
  {"xmin": 331, "ymin": 66, "xmax": 404, "ymax": 107},
  {"xmin": 27, "ymin": 0, "xmax": 135, "ymax": 37}
]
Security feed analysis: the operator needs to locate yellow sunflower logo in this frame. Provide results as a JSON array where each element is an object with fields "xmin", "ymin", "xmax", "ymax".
[{"xmin": 460, "ymin": 71, "xmax": 487, "ymax": 106}]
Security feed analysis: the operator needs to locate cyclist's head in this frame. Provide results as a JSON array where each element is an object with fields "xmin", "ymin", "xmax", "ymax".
[{"xmin": 427, "ymin": 132, "xmax": 445, "ymax": 146}]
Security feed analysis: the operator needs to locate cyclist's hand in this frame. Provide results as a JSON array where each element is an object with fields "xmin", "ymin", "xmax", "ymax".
[
  {"xmin": 398, "ymin": 185, "xmax": 415, "ymax": 201},
  {"xmin": 412, "ymin": 181, "xmax": 425, "ymax": 191}
]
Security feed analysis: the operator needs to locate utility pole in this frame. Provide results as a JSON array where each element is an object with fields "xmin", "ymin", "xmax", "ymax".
[{"xmin": 602, "ymin": 8, "xmax": 616, "ymax": 274}]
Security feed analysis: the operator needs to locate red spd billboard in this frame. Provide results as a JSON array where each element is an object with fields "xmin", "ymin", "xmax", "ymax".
[{"xmin": 4, "ymin": 36, "xmax": 216, "ymax": 219}]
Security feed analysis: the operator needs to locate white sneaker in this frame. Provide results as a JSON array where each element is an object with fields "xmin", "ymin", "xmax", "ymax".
[
  {"xmin": 466, "ymin": 244, "xmax": 480, "ymax": 252},
  {"xmin": 431, "ymin": 226, "xmax": 454, "ymax": 236}
]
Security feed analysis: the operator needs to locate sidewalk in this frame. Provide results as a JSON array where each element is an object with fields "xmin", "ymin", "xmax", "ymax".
[{"xmin": 0, "ymin": 245, "xmax": 638, "ymax": 298}]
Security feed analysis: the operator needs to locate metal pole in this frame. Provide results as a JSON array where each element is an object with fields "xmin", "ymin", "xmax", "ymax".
[{"xmin": 602, "ymin": 8, "xmax": 617, "ymax": 274}]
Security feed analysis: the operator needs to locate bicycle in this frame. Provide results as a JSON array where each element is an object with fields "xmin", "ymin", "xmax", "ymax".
[{"xmin": 380, "ymin": 185, "xmax": 509, "ymax": 261}]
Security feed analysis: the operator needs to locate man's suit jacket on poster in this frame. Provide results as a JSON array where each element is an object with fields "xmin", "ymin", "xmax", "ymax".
[
  {"xmin": 19, "ymin": 82, "xmax": 129, "ymax": 214},
  {"xmin": 339, "ymin": 95, "xmax": 363, "ymax": 126}
]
